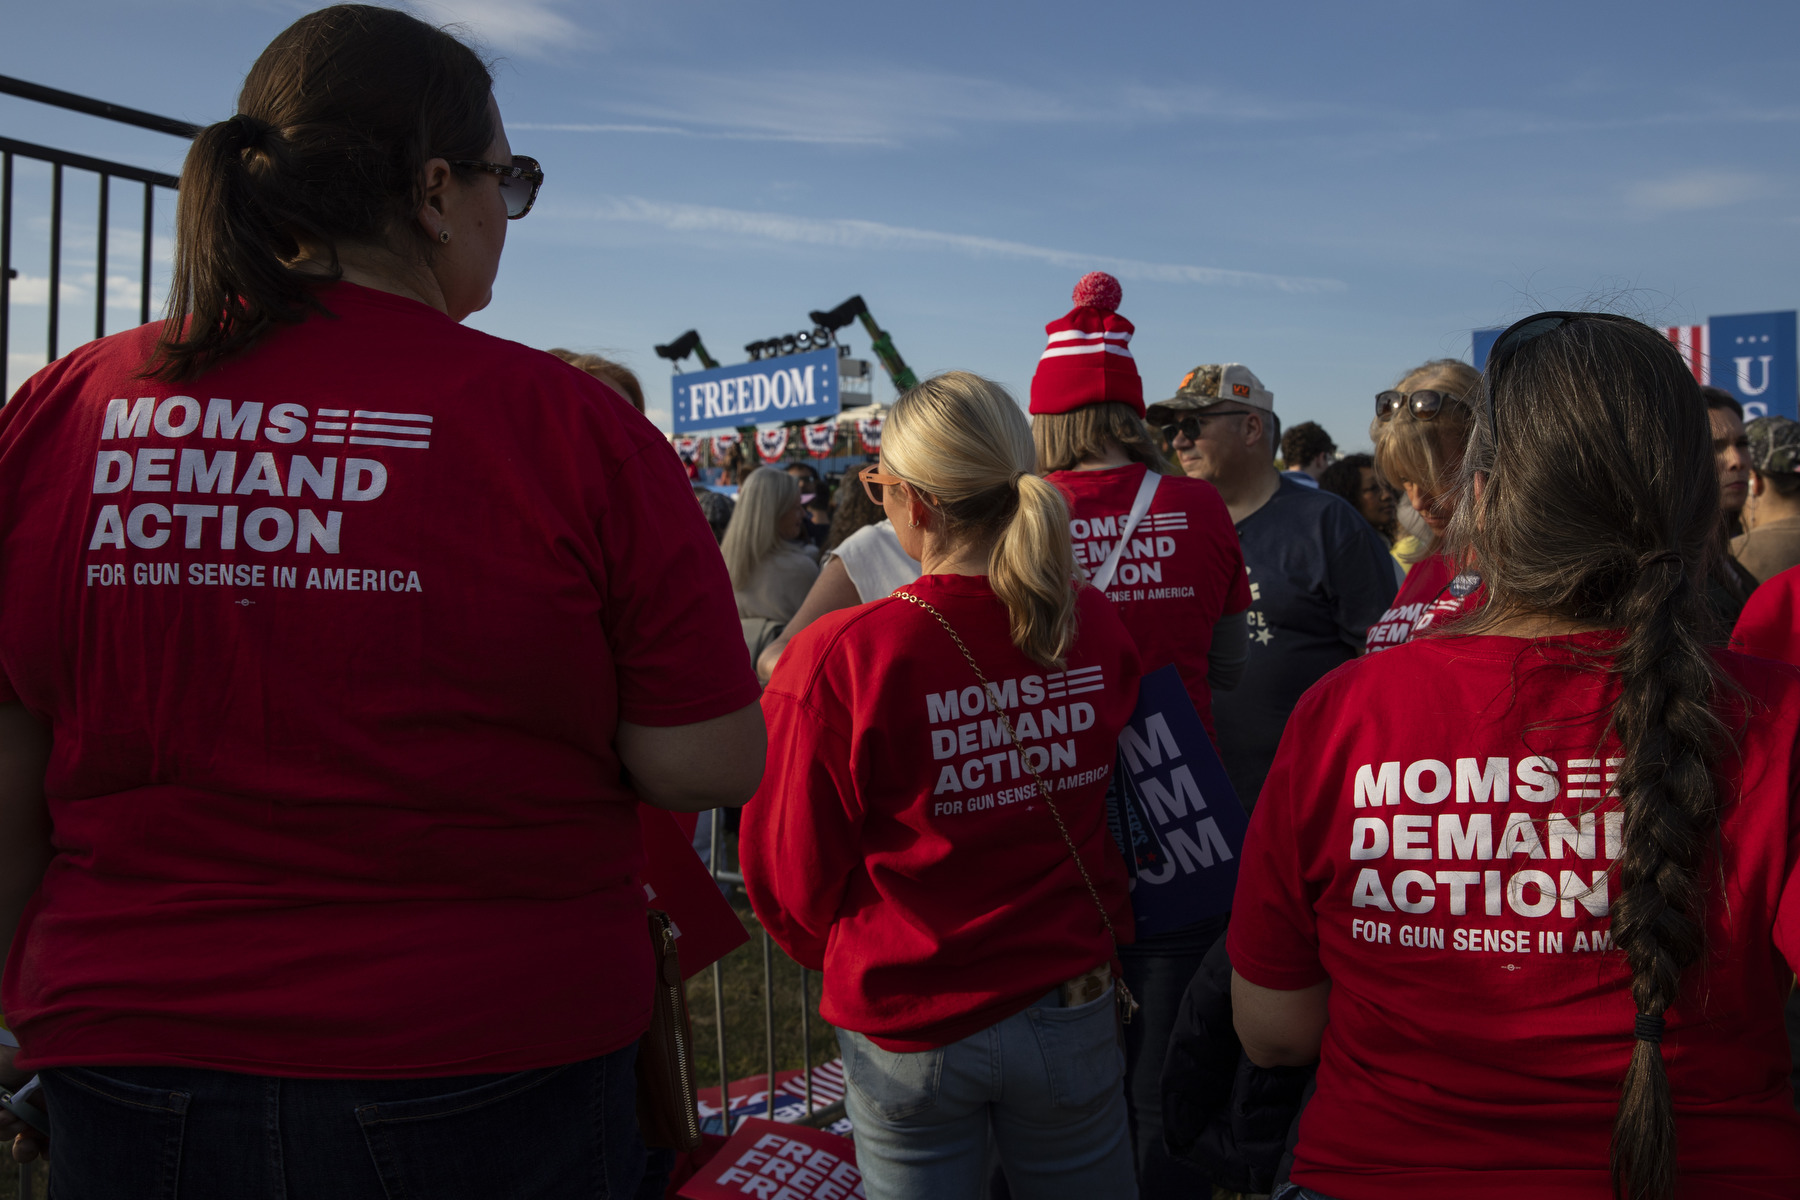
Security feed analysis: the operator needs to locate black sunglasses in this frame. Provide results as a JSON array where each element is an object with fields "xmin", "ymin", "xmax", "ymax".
[
  {"xmin": 1159, "ymin": 410, "xmax": 1254, "ymax": 443},
  {"xmin": 1375, "ymin": 390, "xmax": 1461, "ymax": 422},
  {"xmin": 451, "ymin": 154, "xmax": 544, "ymax": 219},
  {"xmin": 1483, "ymin": 311, "xmax": 1641, "ymax": 441}
]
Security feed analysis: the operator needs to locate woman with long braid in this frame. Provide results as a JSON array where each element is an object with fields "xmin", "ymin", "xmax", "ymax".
[{"xmin": 1221, "ymin": 313, "xmax": 1800, "ymax": 1199}]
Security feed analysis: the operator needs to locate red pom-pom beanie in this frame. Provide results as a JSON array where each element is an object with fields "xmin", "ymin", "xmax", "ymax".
[{"xmin": 1028, "ymin": 272, "xmax": 1144, "ymax": 417}]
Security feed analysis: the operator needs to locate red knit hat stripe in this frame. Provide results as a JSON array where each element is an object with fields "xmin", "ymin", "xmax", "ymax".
[{"xmin": 1028, "ymin": 273, "xmax": 1145, "ymax": 416}]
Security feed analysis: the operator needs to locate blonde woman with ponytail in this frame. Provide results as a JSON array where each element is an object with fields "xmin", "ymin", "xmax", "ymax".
[
  {"xmin": 1226, "ymin": 314, "xmax": 1800, "ymax": 1200},
  {"xmin": 743, "ymin": 371, "xmax": 1144, "ymax": 1200}
]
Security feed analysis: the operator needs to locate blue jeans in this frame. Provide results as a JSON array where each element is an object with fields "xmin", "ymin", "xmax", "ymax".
[
  {"xmin": 838, "ymin": 988, "xmax": 1137, "ymax": 1200},
  {"xmin": 38, "ymin": 1044, "xmax": 646, "ymax": 1199}
]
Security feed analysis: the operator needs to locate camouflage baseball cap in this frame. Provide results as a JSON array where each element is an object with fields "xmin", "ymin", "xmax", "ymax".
[
  {"xmin": 1147, "ymin": 363, "xmax": 1274, "ymax": 419},
  {"xmin": 1747, "ymin": 415, "xmax": 1800, "ymax": 476}
]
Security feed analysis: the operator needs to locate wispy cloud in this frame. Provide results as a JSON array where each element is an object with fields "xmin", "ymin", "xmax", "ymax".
[
  {"xmin": 1625, "ymin": 170, "xmax": 1769, "ymax": 213},
  {"xmin": 408, "ymin": 0, "xmax": 589, "ymax": 57},
  {"xmin": 591, "ymin": 67, "xmax": 1077, "ymax": 146},
  {"xmin": 558, "ymin": 196, "xmax": 1346, "ymax": 294},
  {"xmin": 534, "ymin": 66, "xmax": 1321, "ymax": 147},
  {"xmin": 508, "ymin": 121, "xmax": 876, "ymax": 146},
  {"xmin": 6, "ymin": 272, "xmax": 143, "ymax": 307}
]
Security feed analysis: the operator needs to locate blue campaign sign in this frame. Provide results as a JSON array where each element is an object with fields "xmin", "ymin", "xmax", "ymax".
[
  {"xmin": 1105, "ymin": 665, "xmax": 1248, "ymax": 934},
  {"xmin": 1472, "ymin": 327, "xmax": 1505, "ymax": 371},
  {"xmin": 671, "ymin": 348, "xmax": 840, "ymax": 435},
  {"xmin": 1708, "ymin": 311, "xmax": 1797, "ymax": 421}
]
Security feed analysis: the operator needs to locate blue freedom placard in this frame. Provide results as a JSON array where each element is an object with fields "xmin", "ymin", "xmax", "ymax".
[
  {"xmin": 671, "ymin": 348, "xmax": 840, "ymax": 435},
  {"xmin": 1709, "ymin": 311, "xmax": 1797, "ymax": 421},
  {"xmin": 1105, "ymin": 664, "xmax": 1248, "ymax": 934}
]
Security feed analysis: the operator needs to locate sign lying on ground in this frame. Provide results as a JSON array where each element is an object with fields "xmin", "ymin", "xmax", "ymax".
[
  {"xmin": 678, "ymin": 1118, "xmax": 863, "ymax": 1200},
  {"xmin": 672, "ymin": 348, "xmax": 840, "ymax": 435},
  {"xmin": 1472, "ymin": 310, "xmax": 1798, "ymax": 420}
]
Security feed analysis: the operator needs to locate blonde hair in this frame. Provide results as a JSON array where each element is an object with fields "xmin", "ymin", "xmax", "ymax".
[
  {"xmin": 885, "ymin": 371, "xmax": 1078, "ymax": 669},
  {"xmin": 1370, "ymin": 358, "xmax": 1478, "ymax": 555},
  {"xmin": 1031, "ymin": 402, "xmax": 1171, "ymax": 475},
  {"xmin": 721, "ymin": 467, "xmax": 800, "ymax": 589},
  {"xmin": 548, "ymin": 348, "xmax": 646, "ymax": 413}
]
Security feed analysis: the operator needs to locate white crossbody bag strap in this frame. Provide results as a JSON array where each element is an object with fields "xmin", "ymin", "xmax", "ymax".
[{"xmin": 1087, "ymin": 469, "xmax": 1161, "ymax": 594}]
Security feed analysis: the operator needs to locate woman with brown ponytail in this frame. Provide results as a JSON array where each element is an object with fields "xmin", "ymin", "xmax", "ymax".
[
  {"xmin": 0, "ymin": 6, "xmax": 763, "ymax": 1195},
  {"xmin": 1224, "ymin": 313, "xmax": 1800, "ymax": 1199},
  {"xmin": 743, "ymin": 372, "xmax": 1143, "ymax": 1199}
]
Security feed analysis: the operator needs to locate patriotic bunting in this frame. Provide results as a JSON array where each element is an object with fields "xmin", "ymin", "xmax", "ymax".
[
  {"xmin": 671, "ymin": 435, "xmax": 700, "ymax": 463},
  {"xmin": 710, "ymin": 432, "xmax": 742, "ymax": 460},
  {"xmin": 1664, "ymin": 324, "xmax": 1710, "ymax": 384},
  {"xmin": 856, "ymin": 417, "xmax": 884, "ymax": 454},
  {"xmin": 755, "ymin": 427, "xmax": 790, "ymax": 463},
  {"xmin": 803, "ymin": 421, "xmax": 838, "ymax": 457}
]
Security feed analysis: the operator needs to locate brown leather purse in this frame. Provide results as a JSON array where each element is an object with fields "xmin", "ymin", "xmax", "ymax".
[{"xmin": 635, "ymin": 909, "xmax": 703, "ymax": 1150}]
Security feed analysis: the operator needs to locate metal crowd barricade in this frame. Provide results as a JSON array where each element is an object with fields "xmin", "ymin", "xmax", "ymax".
[
  {"xmin": 0, "ymin": 77, "xmax": 193, "ymax": 1195},
  {"xmin": 0, "ymin": 74, "xmax": 192, "ymax": 399},
  {"xmin": 704, "ymin": 807, "xmax": 845, "ymax": 1137}
]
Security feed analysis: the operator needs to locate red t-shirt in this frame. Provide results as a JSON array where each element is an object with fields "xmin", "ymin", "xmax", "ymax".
[
  {"xmin": 0, "ymin": 283, "xmax": 760, "ymax": 1078},
  {"xmin": 1733, "ymin": 563, "xmax": 1800, "ymax": 665},
  {"xmin": 1047, "ymin": 464, "xmax": 1249, "ymax": 736},
  {"xmin": 1229, "ymin": 634, "xmax": 1800, "ymax": 1199},
  {"xmin": 742, "ymin": 574, "xmax": 1140, "ymax": 1051},
  {"xmin": 1364, "ymin": 554, "xmax": 1481, "ymax": 651}
]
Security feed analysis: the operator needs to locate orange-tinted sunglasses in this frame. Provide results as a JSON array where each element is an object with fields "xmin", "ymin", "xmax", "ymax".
[{"xmin": 859, "ymin": 464, "xmax": 907, "ymax": 505}]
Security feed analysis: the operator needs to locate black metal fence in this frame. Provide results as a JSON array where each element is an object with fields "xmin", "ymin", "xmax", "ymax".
[
  {"xmin": 1, "ymin": 77, "xmax": 193, "ymax": 1197},
  {"xmin": 0, "ymin": 75, "xmax": 192, "ymax": 402}
]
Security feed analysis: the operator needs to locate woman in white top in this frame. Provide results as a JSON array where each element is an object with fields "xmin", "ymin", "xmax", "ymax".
[
  {"xmin": 753, "ymin": 476, "xmax": 922, "ymax": 680},
  {"xmin": 724, "ymin": 468, "xmax": 820, "ymax": 624}
]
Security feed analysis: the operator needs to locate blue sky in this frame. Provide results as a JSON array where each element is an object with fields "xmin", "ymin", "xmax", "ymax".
[{"xmin": 5, "ymin": 0, "xmax": 1798, "ymax": 448}]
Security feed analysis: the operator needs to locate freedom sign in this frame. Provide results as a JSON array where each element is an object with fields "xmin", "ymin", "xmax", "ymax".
[
  {"xmin": 1106, "ymin": 665, "xmax": 1248, "ymax": 935},
  {"xmin": 677, "ymin": 1118, "xmax": 863, "ymax": 1200},
  {"xmin": 672, "ymin": 348, "xmax": 840, "ymax": 435}
]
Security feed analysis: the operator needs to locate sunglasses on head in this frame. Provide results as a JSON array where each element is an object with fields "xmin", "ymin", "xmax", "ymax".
[
  {"xmin": 1482, "ymin": 311, "xmax": 1643, "ymax": 441},
  {"xmin": 1159, "ymin": 409, "xmax": 1254, "ymax": 443},
  {"xmin": 1375, "ymin": 390, "xmax": 1461, "ymax": 422},
  {"xmin": 450, "ymin": 154, "xmax": 544, "ymax": 219}
]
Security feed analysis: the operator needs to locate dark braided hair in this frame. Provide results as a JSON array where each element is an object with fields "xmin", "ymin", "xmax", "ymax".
[{"xmin": 1446, "ymin": 316, "xmax": 1726, "ymax": 1200}]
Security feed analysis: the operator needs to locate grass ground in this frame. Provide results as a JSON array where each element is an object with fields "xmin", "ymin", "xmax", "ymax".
[
  {"xmin": 0, "ymin": 1159, "xmax": 40, "ymax": 1199},
  {"xmin": 685, "ymin": 892, "xmax": 839, "ymax": 1097}
]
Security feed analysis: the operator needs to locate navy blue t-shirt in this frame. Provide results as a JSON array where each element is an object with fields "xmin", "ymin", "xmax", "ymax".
[{"xmin": 1213, "ymin": 476, "xmax": 1397, "ymax": 809}]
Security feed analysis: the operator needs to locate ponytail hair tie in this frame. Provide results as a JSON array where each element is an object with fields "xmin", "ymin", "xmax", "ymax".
[
  {"xmin": 1634, "ymin": 1012, "xmax": 1665, "ymax": 1044},
  {"xmin": 1010, "ymin": 470, "xmax": 1029, "ymax": 489},
  {"xmin": 226, "ymin": 113, "xmax": 271, "ymax": 151},
  {"xmin": 1639, "ymin": 550, "xmax": 1683, "ymax": 576}
]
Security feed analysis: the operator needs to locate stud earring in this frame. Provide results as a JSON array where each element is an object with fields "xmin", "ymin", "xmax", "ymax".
[{"xmin": 438, "ymin": 229, "xmax": 451, "ymax": 244}]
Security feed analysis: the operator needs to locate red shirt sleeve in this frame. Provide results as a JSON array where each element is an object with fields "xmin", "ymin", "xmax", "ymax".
[
  {"xmin": 1733, "ymin": 569, "xmax": 1800, "ymax": 666},
  {"xmin": 597, "ymin": 440, "xmax": 761, "ymax": 726},
  {"xmin": 740, "ymin": 659, "xmax": 864, "ymax": 971},
  {"xmin": 1227, "ymin": 714, "xmax": 1328, "ymax": 989}
]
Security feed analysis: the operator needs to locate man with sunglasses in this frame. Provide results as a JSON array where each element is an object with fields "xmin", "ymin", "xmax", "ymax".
[{"xmin": 1147, "ymin": 365, "xmax": 1395, "ymax": 810}]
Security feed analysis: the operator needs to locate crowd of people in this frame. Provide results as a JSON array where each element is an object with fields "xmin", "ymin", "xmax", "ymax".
[{"xmin": 1, "ymin": 6, "xmax": 1799, "ymax": 1200}]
